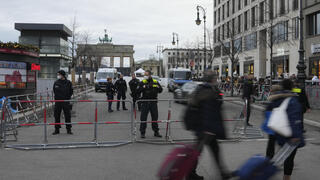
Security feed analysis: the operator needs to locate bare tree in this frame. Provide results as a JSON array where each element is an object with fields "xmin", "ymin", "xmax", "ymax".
[
  {"xmin": 69, "ymin": 15, "xmax": 80, "ymax": 69},
  {"xmin": 217, "ymin": 22, "xmax": 243, "ymax": 96},
  {"xmin": 76, "ymin": 30, "xmax": 93, "ymax": 79}
]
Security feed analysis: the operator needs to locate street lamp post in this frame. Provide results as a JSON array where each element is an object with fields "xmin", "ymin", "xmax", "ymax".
[
  {"xmin": 172, "ymin": 32, "xmax": 179, "ymax": 68},
  {"xmin": 297, "ymin": 0, "xmax": 307, "ymax": 90},
  {"xmin": 196, "ymin": 5, "xmax": 207, "ymax": 71}
]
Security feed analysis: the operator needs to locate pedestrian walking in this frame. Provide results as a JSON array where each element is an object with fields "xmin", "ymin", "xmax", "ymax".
[
  {"xmin": 242, "ymin": 74, "xmax": 254, "ymax": 126},
  {"xmin": 138, "ymin": 70, "xmax": 162, "ymax": 138},
  {"xmin": 106, "ymin": 77, "xmax": 116, "ymax": 112},
  {"xmin": 114, "ymin": 74, "xmax": 128, "ymax": 111},
  {"xmin": 129, "ymin": 73, "xmax": 141, "ymax": 110},
  {"xmin": 52, "ymin": 70, "xmax": 73, "ymax": 135},
  {"xmin": 184, "ymin": 70, "xmax": 231, "ymax": 180},
  {"xmin": 293, "ymin": 80, "xmax": 311, "ymax": 132},
  {"xmin": 265, "ymin": 79, "xmax": 305, "ymax": 180}
]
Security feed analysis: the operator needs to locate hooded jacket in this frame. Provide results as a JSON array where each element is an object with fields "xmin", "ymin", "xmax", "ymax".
[{"xmin": 266, "ymin": 88, "xmax": 305, "ymax": 147}]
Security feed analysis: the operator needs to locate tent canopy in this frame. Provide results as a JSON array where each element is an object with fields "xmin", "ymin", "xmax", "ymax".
[{"xmin": 135, "ymin": 68, "xmax": 145, "ymax": 74}]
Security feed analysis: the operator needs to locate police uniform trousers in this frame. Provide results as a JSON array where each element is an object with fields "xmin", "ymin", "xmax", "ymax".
[
  {"xmin": 54, "ymin": 102, "xmax": 72, "ymax": 130},
  {"xmin": 107, "ymin": 94, "xmax": 114, "ymax": 110},
  {"xmin": 117, "ymin": 91, "xmax": 126, "ymax": 110},
  {"xmin": 140, "ymin": 101, "xmax": 159, "ymax": 134}
]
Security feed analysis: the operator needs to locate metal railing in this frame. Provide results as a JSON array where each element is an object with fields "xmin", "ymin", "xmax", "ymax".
[
  {"xmin": 1, "ymin": 99, "xmax": 133, "ymax": 150},
  {"xmin": 1, "ymin": 97, "xmax": 265, "ymax": 150}
]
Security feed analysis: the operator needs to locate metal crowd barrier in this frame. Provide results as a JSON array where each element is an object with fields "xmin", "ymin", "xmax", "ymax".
[
  {"xmin": 134, "ymin": 98, "xmax": 264, "ymax": 145},
  {"xmin": 2, "ymin": 85, "xmax": 94, "ymax": 127},
  {"xmin": 1, "ymin": 99, "xmax": 133, "ymax": 150},
  {"xmin": 232, "ymin": 99, "xmax": 264, "ymax": 139}
]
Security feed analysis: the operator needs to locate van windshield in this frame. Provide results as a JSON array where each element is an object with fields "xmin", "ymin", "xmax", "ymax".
[
  {"xmin": 174, "ymin": 71, "xmax": 191, "ymax": 80},
  {"xmin": 97, "ymin": 72, "xmax": 114, "ymax": 79}
]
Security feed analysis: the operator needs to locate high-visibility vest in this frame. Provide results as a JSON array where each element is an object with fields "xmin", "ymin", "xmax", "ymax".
[
  {"xmin": 142, "ymin": 79, "xmax": 159, "ymax": 88},
  {"xmin": 292, "ymin": 88, "xmax": 302, "ymax": 93}
]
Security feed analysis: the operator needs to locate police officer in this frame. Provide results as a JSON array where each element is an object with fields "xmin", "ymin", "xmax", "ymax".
[
  {"xmin": 53, "ymin": 70, "xmax": 73, "ymax": 135},
  {"xmin": 106, "ymin": 77, "xmax": 116, "ymax": 112},
  {"xmin": 114, "ymin": 74, "xmax": 128, "ymax": 111},
  {"xmin": 129, "ymin": 73, "xmax": 141, "ymax": 110},
  {"xmin": 138, "ymin": 70, "xmax": 162, "ymax": 138}
]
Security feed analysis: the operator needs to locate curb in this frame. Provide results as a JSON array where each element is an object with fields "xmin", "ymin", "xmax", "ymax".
[{"xmin": 229, "ymin": 101, "xmax": 320, "ymax": 128}]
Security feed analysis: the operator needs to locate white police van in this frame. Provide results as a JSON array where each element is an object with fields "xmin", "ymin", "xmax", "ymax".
[
  {"xmin": 95, "ymin": 68, "xmax": 117, "ymax": 92},
  {"xmin": 167, "ymin": 68, "xmax": 192, "ymax": 92}
]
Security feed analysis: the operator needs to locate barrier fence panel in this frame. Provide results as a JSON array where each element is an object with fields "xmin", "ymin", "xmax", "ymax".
[
  {"xmin": 2, "ymin": 99, "xmax": 133, "ymax": 150},
  {"xmin": 306, "ymin": 86, "xmax": 320, "ymax": 109},
  {"xmin": 134, "ymin": 98, "xmax": 264, "ymax": 145}
]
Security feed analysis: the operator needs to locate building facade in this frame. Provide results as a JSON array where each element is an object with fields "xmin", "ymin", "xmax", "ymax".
[
  {"xmin": 162, "ymin": 48, "xmax": 211, "ymax": 78},
  {"xmin": 304, "ymin": 1, "xmax": 320, "ymax": 79},
  {"xmin": 76, "ymin": 34, "xmax": 134, "ymax": 76},
  {"xmin": 135, "ymin": 59, "xmax": 161, "ymax": 76},
  {"xmin": 213, "ymin": 0, "xmax": 303, "ymax": 79},
  {"xmin": 15, "ymin": 23, "xmax": 72, "ymax": 79}
]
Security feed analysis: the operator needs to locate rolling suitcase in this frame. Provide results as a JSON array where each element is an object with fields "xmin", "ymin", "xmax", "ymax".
[
  {"xmin": 235, "ymin": 142, "xmax": 299, "ymax": 180},
  {"xmin": 157, "ymin": 135, "xmax": 211, "ymax": 180}
]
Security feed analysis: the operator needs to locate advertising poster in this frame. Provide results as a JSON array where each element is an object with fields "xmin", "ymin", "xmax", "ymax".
[{"xmin": 0, "ymin": 61, "xmax": 27, "ymax": 89}]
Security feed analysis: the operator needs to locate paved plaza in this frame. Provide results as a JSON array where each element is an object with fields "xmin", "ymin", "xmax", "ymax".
[{"xmin": 0, "ymin": 90, "xmax": 319, "ymax": 180}]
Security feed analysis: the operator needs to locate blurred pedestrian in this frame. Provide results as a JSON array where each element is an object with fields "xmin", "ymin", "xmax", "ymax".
[
  {"xmin": 106, "ymin": 77, "xmax": 116, "ymax": 112},
  {"xmin": 242, "ymin": 74, "xmax": 254, "ymax": 126},
  {"xmin": 293, "ymin": 80, "xmax": 311, "ymax": 132},
  {"xmin": 114, "ymin": 74, "xmax": 128, "ymax": 111},
  {"xmin": 312, "ymin": 74, "xmax": 319, "ymax": 85},
  {"xmin": 53, "ymin": 70, "xmax": 73, "ymax": 135},
  {"xmin": 265, "ymin": 79, "xmax": 305, "ymax": 180},
  {"xmin": 185, "ymin": 70, "xmax": 231, "ymax": 180},
  {"xmin": 138, "ymin": 70, "xmax": 163, "ymax": 138},
  {"xmin": 129, "ymin": 73, "xmax": 141, "ymax": 111}
]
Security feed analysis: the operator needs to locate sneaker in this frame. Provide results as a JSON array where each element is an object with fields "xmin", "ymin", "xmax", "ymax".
[
  {"xmin": 108, "ymin": 109, "xmax": 114, "ymax": 113},
  {"xmin": 186, "ymin": 172, "xmax": 204, "ymax": 180},
  {"xmin": 141, "ymin": 134, "xmax": 146, "ymax": 139},
  {"xmin": 123, "ymin": 108, "xmax": 128, "ymax": 110},
  {"xmin": 154, "ymin": 132, "xmax": 162, "ymax": 138},
  {"xmin": 67, "ymin": 130, "xmax": 73, "ymax": 135}
]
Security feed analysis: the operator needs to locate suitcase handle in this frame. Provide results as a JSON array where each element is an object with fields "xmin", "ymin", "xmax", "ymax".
[{"xmin": 271, "ymin": 142, "xmax": 299, "ymax": 166}]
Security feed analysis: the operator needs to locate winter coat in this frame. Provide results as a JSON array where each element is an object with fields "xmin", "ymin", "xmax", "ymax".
[
  {"xmin": 266, "ymin": 90, "xmax": 305, "ymax": 148},
  {"xmin": 242, "ymin": 79, "xmax": 253, "ymax": 99},
  {"xmin": 189, "ymin": 83, "xmax": 226, "ymax": 139}
]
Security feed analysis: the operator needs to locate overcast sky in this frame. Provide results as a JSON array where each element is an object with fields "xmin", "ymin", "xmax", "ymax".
[{"xmin": 0, "ymin": 0, "xmax": 213, "ymax": 61}]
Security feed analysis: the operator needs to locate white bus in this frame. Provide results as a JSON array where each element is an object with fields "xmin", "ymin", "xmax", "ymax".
[
  {"xmin": 95, "ymin": 68, "xmax": 117, "ymax": 92},
  {"xmin": 167, "ymin": 68, "xmax": 192, "ymax": 92}
]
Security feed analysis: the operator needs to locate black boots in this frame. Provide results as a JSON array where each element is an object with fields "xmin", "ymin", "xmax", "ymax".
[
  {"xmin": 52, "ymin": 129, "xmax": 59, "ymax": 135},
  {"xmin": 67, "ymin": 129, "xmax": 73, "ymax": 135},
  {"xmin": 154, "ymin": 132, "xmax": 162, "ymax": 138},
  {"xmin": 53, "ymin": 129, "xmax": 73, "ymax": 135}
]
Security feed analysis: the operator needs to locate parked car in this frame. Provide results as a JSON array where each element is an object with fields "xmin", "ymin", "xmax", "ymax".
[{"xmin": 173, "ymin": 81, "xmax": 203, "ymax": 103}]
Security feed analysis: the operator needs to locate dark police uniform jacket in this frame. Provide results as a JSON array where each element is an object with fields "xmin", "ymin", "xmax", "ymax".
[
  {"xmin": 53, "ymin": 79, "xmax": 73, "ymax": 100},
  {"xmin": 138, "ymin": 78, "xmax": 163, "ymax": 100},
  {"xmin": 114, "ymin": 78, "xmax": 127, "ymax": 93}
]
